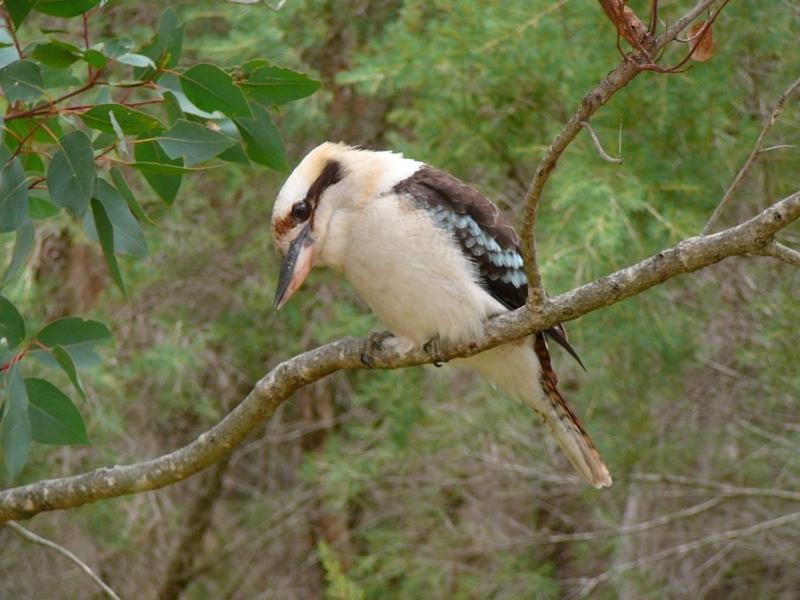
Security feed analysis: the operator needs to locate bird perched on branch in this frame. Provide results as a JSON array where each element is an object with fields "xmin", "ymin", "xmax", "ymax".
[{"xmin": 271, "ymin": 142, "xmax": 612, "ymax": 488}]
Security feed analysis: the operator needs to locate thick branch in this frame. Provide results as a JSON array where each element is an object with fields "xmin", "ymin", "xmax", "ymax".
[
  {"xmin": 0, "ymin": 190, "xmax": 797, "ymax": 522},
  {"xmin": 521, "ymin": 0, "xmax": 722, "ymax": 306}
]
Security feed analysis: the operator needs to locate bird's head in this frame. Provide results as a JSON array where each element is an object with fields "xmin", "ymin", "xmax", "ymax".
[
  {"xmin": 271, "ymin": 142, "xmax": 422, "ymax": 311},
  {"xmin": 271, "ymin": 142, "xmax": 346, "ymax": 311}
]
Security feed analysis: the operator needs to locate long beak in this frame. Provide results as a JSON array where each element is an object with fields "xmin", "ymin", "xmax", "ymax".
[{"xmin": 274, "ymin": 224, "xmax": 317, "ymax": 311}]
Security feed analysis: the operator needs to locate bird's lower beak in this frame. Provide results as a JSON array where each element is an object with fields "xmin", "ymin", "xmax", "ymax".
[{"xmin": 274, "ymin": 224, "xmax": 318, "ymax": 311}]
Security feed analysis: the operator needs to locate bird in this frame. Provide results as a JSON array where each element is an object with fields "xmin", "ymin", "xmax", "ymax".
[{"xmin": 271, "ymin": 142, "xmax": 612, "ymax": 489}]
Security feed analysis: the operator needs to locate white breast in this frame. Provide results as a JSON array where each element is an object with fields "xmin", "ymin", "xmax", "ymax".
[{"xmin": 330, "ymin": 193, "xmax": 506, "ymax": 346}]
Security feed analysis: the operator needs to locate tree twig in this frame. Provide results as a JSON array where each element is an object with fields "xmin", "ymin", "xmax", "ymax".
[
  {"xmin": 5, "ymin": 521, "xmax": 122, "ymax": 600},
  {"xmin": 0, "ymin": 189, "xmax": 797, "ymax": 522},
  {"xmin": 572, "ymin": 511, "xmax": 800, "ymax": 599},
  {"xmin": 520, "ymin": 0, "xmax": 723, "ymax": 307},
  {"xmin": 702, "ymin": 76, "xmax": 800, "ymax": 234},
  {"xmin": 631, "ymin": 472, "xmax": 800, "ymax": 501},
  {"xmin": 580, "ymin": 120, "xmax": 623, "ymax": 163},
  {"xmin": 751, "ymin": 240, "xmax": 800, "ymax": 267}
]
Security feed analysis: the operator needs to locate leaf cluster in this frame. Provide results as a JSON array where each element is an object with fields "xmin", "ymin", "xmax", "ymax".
[{"xmin": 0, "ymin": 2, "xmax": 320, "ymax": 479}]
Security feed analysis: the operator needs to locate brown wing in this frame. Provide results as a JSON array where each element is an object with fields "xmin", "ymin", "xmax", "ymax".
[{"xmin": 393, "ymin": 166, "xmax": 585, "ymax": 369}]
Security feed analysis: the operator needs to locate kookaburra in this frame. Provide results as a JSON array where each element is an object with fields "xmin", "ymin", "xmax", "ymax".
[{"xmin": 271, "ymin": 142, "xmax": 612, "ymax": 489}]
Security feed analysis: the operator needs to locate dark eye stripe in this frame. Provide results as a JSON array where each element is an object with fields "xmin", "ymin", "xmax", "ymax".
[{"xmin": 304, "ymin": 160, "xmax": 343, "ymax": 212}]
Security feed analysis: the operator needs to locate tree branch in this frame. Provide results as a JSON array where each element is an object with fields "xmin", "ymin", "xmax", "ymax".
[
  {"xmin": 5, "ymin": 521, "xmax": 122, "ymax": 600},
  {"xmin": 703, "ymin": 76, "xmax": 800, "ymax": 234},
  {"xmin": 751, "ymin": 240, "xmax": 800, "ymax": 267},
  {"xmin": 521, "ymin": 0, "xmax": 723, "ymax": 307},
  {"xmin": 0, "ymin": 189, "xmax": 797, "ymax": 523}
]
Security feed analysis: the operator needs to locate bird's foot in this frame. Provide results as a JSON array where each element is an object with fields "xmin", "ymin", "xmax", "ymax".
[
  {"xmin": 423, "ymin": 335, "xmax": 447, "ymax": 367},
  {"xmin": 361, "ymin": 330, "xmax": 394, "ymax": 368}
]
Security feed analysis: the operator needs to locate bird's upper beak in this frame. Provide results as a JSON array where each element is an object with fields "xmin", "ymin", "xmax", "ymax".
[{"xmin": 274, "ymin": 223, "xmax": 318, "ymax": 311}]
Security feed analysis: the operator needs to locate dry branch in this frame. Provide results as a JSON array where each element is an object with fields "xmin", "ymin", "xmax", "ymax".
[
  {"xmin": 703, "ymin": 76, "xmax": 800, "ymax": 234},
  {"xmin": 5, "ymin": 521, "xmax": 122, "ymax": 599},
  {"xmin": 752, "ymin": 241, "xmax": 800, "ymax": 267},
  {"xmin": 521, "ymin": 0, "xmax": 723, "ymax": 305},
  {"xmin": 574, "ymin": 510, "xmax": 800, "ymax": 599},
  {"xmin": 0, "ymin": 190, "xmax": 797, "ymax": 522}
]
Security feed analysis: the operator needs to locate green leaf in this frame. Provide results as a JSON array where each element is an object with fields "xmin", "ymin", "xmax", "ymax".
[
  {"xmin": 210, "ymin": 118, "xmax": 248, "ymax": 164},
  {"xmin": 51, "ymin": 345, "xmax": 85, "ymax": 399},
  {"xmin": 133, "ymin": 138, "xmax": 182, "ymax": 204},
  {"xmin": 240, "ymin": 65, "xmax": 321, "ymax": 106},
  {"xmin": 115, "ymin": 53, "xmax": 157, "ymax": 69},
  {"xmin": 33, "ymin": 0, "xmax": 101, "ymax": 18},
  {"xmin": 82, "ymin": 49, "xmax": 107, "ymax": 69},
  {"xmin": 28, "ymin": 195, "xmax": 58, "ymax": 219},
  {"xmin": 157, "ymin": 8, "xmax": 183, "ymax": 68},
  {"xmin": 2, "ymin": 362, "xmax": 31, "ymax": 480},
  {"xmin": 0, "ymin": 30, "xmax": 19, "ymax": 70},
  {"xmin": 80, "ymin": 104, "xmax": 164, "ymax": 135},
  {"xmin": 0, "ymin": 295, "xmax": 26, "ymax": 350},
  {"xmin": 84, "ymin": 179, "xmax": 148, "ymax": 257},
  {"xmin": 91, "ymin": 197, "xmax": 126, "ymax": 297},
  {"xmin": 158, "ymin": 73, "xmax": 217, "ymax": 118},
  {"xmin": 179, "ymin": 64, "xmax": 251, "ymax": 118},
  {"xmin": 21, "ymin": 151, "xmax": 44, "ymax": 173},
  {"xmin": 108, "ymin": 110, "xmax": 129, "ymax": 157},
  {"xmin": 156, "ymin": 119, "xmax": 236, "ymax": 166},
  {"xmin": 0, "ymin": 146, "xmax": 29, "ymax": 232},
  {"xmin": 26, "ymin": 378, "xmax": 89, "ymax": 445},
  {"xmin": 0, "ymin": 219, "xmax": 35, "ymax": 289},
  {"xmin": 4, "ymin": 116, "xmax": 62, "ymax": 147},
  {"xmin": 46, "ymin": 130, "xmax": 96, "ymax": 216},
  {"xmin": 234, "ymin": 103, "xmax": 288, "ymax": 172},
  {"xmin": 162, "ymin": 91, "xmax": 183, "ymax": 125},
  {"xmin": 5, "ymin": 1, "xmax": 34, "ymax": 28},
  {"xmin": 34, "ymin": 317, "xmax": 113, "ymax": 369},
  {"xmin": 31, "ymin": 41, "xmax": 81, "ymax": 68},
  {"xmin": 101, "ymin": 37, "xmax": 134, "ymax": 59},
  {"xmin": 110, "ymin": 166, "xmax": 157, "ymax": 227},
  {"xmin": 0, "ymin": 59, "xmax": 44, "ymax": 103}
]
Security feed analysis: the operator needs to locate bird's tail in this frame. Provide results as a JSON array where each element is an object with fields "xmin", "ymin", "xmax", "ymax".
[
  {"xmin": 462, "ymin": 335, "xmax": 612, "ymax": 489},
  {"xmin": 531, "ymin": 332, "xmax": 612, "ymax": 489}
]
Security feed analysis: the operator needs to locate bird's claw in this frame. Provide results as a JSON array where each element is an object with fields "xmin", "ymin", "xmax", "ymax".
[
  {"xmin": 423, "ymin": 335, "xmax": 447, "ymax": 367},
  {"xmin": 361, "ymin": 330, "xmax": 394, "ymax": 368}
]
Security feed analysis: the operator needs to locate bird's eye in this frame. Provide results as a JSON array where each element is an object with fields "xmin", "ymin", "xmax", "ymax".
[{"xmin": 291, "ymin": 201, "xmax": 309, "ymax": 222}]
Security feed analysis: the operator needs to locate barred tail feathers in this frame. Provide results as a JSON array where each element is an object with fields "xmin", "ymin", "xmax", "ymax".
[{"xmin": 463, "ymin": 336, "xmax": 612, "ymax": 489}]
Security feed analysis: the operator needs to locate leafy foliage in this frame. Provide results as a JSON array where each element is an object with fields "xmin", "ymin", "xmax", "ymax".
[{"xmin": 0, "ymin": 2, "xmax": 319, "ymax": 479}]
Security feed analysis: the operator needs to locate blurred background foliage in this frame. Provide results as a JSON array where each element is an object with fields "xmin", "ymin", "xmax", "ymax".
[{"xmin": 1, "ymin": 0, "xmax": 799, "ymax": 598}]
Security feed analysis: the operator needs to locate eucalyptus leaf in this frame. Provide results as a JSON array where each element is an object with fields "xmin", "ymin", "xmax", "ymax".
[
  {"xmin": 133, "ymin": 138, "xmax": 183, "ymax": 204},
  {"xmin": 0, "ymin": 220, "xmax": 35, "ymax": 289},
  {"xmin": 51, "ymin": 345, "xmax": 85, "ymax": 399},
  {"xmin": 46, "ymin": 130, "xmax": 96, "ymax": 217},
  {"xmin": 0, "ymin": 60, "xmax": 44, "ymax": 103},
  {"xmin": 179, "ymin": 64, "xmax": 251, "ymax": 118},
  {"xmin": 26, "ymin": 378, "xmax": 90, "ymax": 445},
  {"xmin": 0, "ymin": 295, "xmax": 26, "ymax": 350},
  {"xmin": 0, "ymin": 146, "xmax": 29, "ymax": 232},
  {"xmin": 2, "ymin": 362, "xmax": 31, "ymax": 480},
  {"xmin": 33, "ymin": 317, "xmax": 113, "ymax": 369},
  {"xmin": 91, "ymin": 197, "xmax": 127, "ymax": 297},
  {"xmin": 155, "ymin": 119, "xmax": 236, "ymax": 166},
  {"xmin": 83, "ymin": 179, "xmax": 148, "ymax": 257},
  {"xmin": 234, "ymin": 103, "xmax": 288, "ymax": 171}
]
